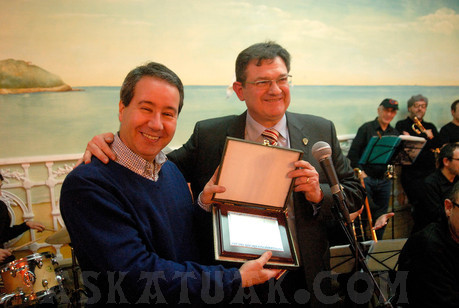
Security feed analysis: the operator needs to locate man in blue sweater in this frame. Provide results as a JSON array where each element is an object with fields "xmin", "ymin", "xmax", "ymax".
[{"xmin": 60, "ymin": 62, "xmax": 280, "ymax": 305}]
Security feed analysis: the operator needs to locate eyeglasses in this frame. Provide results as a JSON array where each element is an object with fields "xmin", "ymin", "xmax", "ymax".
[
  {"xmin": 452, "ymin": 201, "xmax": 459, "ymax": 208},
  {"xmin": 246, "ymin": 75, "xmax": 292, "ymax": 89},
  {"xmin": 450, "ymin": 158, "xmax": 459, "ymax": 161},
  {"xmin": 413, "ymin": 103, "xmax": 427, "ymax": 109}
]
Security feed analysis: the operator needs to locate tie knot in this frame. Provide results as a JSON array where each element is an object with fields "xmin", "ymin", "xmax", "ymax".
[{"xmin": 262, "ymin": 128, "xmax": 279, "ymax": 146}]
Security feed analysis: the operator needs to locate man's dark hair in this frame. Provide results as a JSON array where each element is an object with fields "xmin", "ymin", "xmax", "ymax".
[
  {"xmin": 448, "ymin": 181, "xmax": 459, "ymax": 202},
  {"xmin": 235, "ymin": 41, "xmax": 291, "ymax": 85},
  {"xmin": 438, "ymin": 142, "xmax": 459, "ymax": 169},
  {"xmin": 451, "ymin": 99, "xmax": 459, "ymax": 112},
  {"xmin": 120, "ymin": 62, "xmax": 184, "ymax": 114}
]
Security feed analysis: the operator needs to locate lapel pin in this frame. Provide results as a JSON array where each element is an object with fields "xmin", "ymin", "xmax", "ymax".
[{"xmin": 302, "ymin": 138, "xmax": 309, "ymax": 146}]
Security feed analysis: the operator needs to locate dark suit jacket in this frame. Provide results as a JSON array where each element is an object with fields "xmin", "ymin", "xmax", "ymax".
[{"xmin": 168, "ymin": 110, "xmax": 365, "ymax": 302}]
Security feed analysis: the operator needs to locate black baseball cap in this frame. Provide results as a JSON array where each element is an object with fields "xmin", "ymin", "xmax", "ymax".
[{"xmin": 380, "ymin": 98, "xmax": 399, "ymax": 110}]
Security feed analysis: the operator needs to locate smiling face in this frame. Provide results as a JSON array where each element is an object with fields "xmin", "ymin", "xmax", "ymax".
[
  {"xmin": 233, "ymin": 56, "xmax": 290, "ymax": 128},
  {"xmin": 118, "ymin": 76, "xmax": 180, "ymax": 162},
  {"xmin": 377, "ymin": 106, "xmax": 397, "ymax": 128}
]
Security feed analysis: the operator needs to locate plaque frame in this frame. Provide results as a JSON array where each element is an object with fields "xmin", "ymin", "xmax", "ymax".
[{"xmin": 211, "ymin": 137, "xmax": 302, "ymax": 268}]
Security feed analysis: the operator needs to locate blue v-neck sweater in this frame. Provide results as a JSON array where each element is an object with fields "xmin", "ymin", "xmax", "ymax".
[{"xmin": 60, "ymin": 158, "xmax": 240, "ymax": 304}]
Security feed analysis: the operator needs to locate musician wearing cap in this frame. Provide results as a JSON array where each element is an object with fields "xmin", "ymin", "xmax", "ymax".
[
  {"xmin": 347, "ymin": 98, "xmax": 400, "ymax": 240},
  {"xmin": 395, "ymin": 94, "xmax": 442, "ymax": 216},
  {"xmin": 0, "ymin": 173, "xmax": 45, "ymax": 264}
]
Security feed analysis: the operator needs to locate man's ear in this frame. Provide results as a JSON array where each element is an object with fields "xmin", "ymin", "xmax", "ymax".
[
  {"xmin": 233, "ymin": 82, "xmax": 245, "ymax": 101},
  {"xmin": 443, "ymin": 157, "xmax": 451, "ymax": 168},
  {"xmin": 445, "ymin": 199, "xmax": 453, "ymax": 216},
  {"xmin": 119, "ymin": 100, "xmax": 125, "ymax": 122}
]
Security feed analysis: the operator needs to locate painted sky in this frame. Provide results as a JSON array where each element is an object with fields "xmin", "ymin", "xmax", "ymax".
[{"xmin": 1, "ymin": 0, "xmax": 458, "ymax": 86}]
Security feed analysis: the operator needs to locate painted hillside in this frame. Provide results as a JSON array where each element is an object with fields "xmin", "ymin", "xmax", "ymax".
[{"xmin": 0, "ymin": 59, "xmax": 72, "ymax": 94}]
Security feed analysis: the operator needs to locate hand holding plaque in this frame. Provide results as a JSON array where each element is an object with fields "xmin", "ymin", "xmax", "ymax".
[
  {"xmin": 239, "ymin": 251, "xmax": 282, "ymax": 287},
  {"xmin": 211, "ymin": 137, "xmax": 302, "ymax": 268},
  {"xmin": 200, "ymin": 167, "xmax": 226, "ymax": 205}
]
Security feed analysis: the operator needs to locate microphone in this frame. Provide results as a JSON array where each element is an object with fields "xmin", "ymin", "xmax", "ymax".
[
  {"xmin": 311, "ymin": 141, "xmax": 344, "ymax": 201},
  {"xmin": 311, "ymin": 141, "xmax": 351, "ymax": 224}
]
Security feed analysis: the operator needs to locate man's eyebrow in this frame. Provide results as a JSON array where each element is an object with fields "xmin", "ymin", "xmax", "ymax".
[
  {"xmin": 255, "ymin": 73, "xmax": 289, "ymax": 80},
  {"xmin": 164, "ymin": 106, "xmax": 178, "ymax": 114}
]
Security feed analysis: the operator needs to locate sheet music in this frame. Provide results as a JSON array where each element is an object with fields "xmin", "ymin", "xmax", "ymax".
[{"xmin": 227, "ymin": 211, "xmax": 284, "ymax": 251}]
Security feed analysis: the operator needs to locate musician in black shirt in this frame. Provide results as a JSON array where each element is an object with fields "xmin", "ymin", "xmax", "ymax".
[
  {"xmin": 347, "ymin": 98, "xmax": 399, "ymax": 239},
  {"xmin": 439, "ymin": 99, "xmax": 459, "ymax": 145},
  {"xmin": 395, "ymin": 94, "xmax": 442, "ymax": 213}
]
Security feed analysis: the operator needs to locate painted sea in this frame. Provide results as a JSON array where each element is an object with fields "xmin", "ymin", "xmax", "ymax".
[{"xmin": 0, "ymin": 85, "xmax": 457, "ymax": 159}]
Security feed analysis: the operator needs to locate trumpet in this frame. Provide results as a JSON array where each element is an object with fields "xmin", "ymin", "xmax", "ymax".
[{"xmin": 412, "ymin": 116, "xmax": 432, "ymax": 139}]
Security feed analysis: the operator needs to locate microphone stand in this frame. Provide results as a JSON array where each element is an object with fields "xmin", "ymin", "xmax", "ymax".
[{"xmin": 331, "ymin": 193, "xmax": 393, "ymax": 308}]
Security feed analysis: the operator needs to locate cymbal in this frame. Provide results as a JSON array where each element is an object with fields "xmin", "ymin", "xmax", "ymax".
[{"xmin": 45, "ymin": 227, "xmax": 71, "ymax": 244}]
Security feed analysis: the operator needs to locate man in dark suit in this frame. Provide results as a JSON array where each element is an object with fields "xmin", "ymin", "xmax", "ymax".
[{"xmin": 82, "ymin": 41, "xmax": 365, "ymax": 306}]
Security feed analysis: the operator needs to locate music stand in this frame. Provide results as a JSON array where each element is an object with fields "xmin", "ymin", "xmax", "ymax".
[
  {"xmin": 330, "ymin": 241, "xmax": 374, "ymax": 274},
  {"xmin": 366, "ymin": 238, "xmax": 407, "ymax": 272},
  {"xmin": 359, "ymin": 135, "xmax": 426, "ymax": 167},
  {"xmin": 359, "ymin": 136, "xmax": 401, "ymax": 166},
  {"xmin": 358, "ymin": 135, "xmax": 426, "ymax": 238},
  {"xmin": 389, "ymin": 135, "xmax": 426, "ymax": 166}
]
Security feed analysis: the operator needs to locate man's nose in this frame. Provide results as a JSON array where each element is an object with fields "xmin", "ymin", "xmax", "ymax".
[
  {"xmin": 148, "ymin": 113, "xmax": 164, "ymax": 130},
  {"xmin": 268, "ymin": 80, "xmax": 282, "ymax": 94}
]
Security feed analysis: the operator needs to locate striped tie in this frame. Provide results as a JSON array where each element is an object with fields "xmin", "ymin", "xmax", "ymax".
[{"xmin": 262, "ymin": 128, "xmax": 279, "ymax": 146}]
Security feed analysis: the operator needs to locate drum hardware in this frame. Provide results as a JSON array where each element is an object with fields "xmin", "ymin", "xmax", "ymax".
[
  {"xmin": 68, "ymin": 245, "xmax": 86, "ymax": 308},
  {"xmin": 45, "ymin": 227, "xmax": 86, "ymax": 307},
  {"xmin": 0, "ymin": 228, "xmax": 86, "ymax": 306},
  {"xmin": 0, "ymin": 252, "xmax": 61, "ymax": 306}
]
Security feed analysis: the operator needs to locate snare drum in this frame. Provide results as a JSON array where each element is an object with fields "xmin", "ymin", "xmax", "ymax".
[{"xmin": 0, "ymin": 252, "xmax": 60, "ymax": 300}]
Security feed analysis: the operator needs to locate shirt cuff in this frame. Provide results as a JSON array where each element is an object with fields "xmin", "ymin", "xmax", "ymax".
[
  {"xmin": 311, "ymin": 203, "xmax": 321, "ymax": 216},
  {"xmin": 311, "ymin": 188, "xmax": 324, "ymax": 216},
  {"xmin": 197, "ymin": 191, "xmax": 212, "ymax": 212}
]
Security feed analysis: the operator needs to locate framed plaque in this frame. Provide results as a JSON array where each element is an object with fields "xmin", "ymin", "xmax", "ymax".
[{"xmin": 211, "ymin": 137, "xmax": 302, "ymax": 268}]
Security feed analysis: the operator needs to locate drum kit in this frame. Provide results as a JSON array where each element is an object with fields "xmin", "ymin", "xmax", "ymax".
[{"xmin": 0, "ymin": 228, "xmax": 85, "ymax": 307}]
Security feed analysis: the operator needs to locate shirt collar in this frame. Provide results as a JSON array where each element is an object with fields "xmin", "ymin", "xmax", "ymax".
[
  {"xmin": 112, "ymin": 133, "xmax": 167, "ymax": 181},
  {"xmin": 245, "ymin": 112, "xmax": 289, "ymax": 147},
  {"xmin": 372, "ymin": 117, "xmax": 394, "ymax": 132}
]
